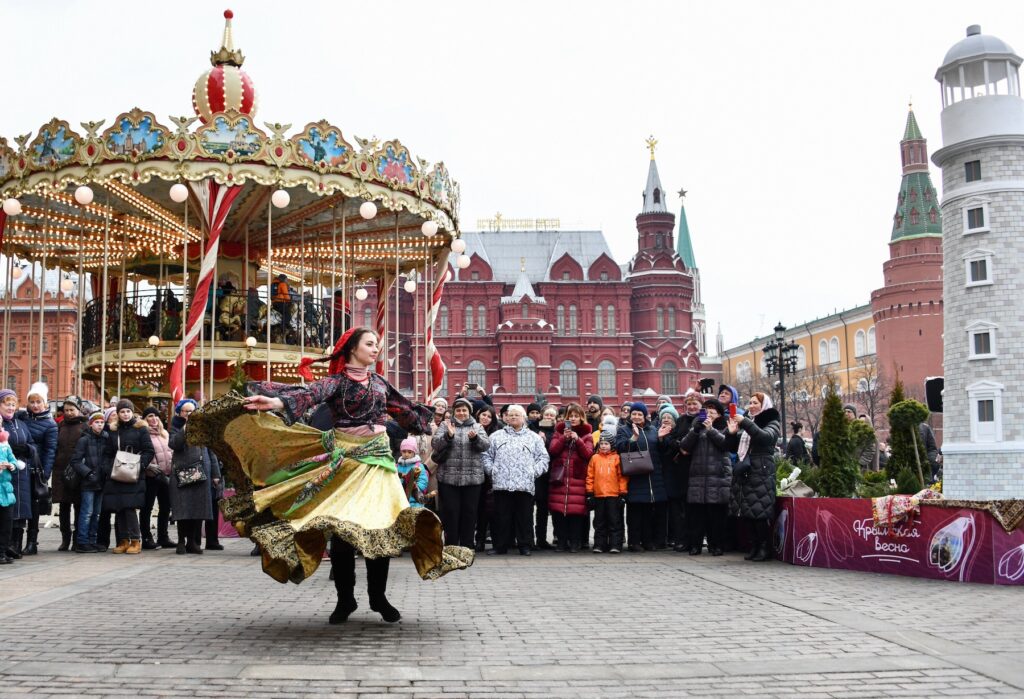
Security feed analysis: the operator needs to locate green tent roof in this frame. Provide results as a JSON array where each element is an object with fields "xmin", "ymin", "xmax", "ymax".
[
  {"xmin": 903, "ymin": 109, "xmax": 923, "ymax": 141},
  {"xmin": 891, "ymin": 171, "xmax": 942, "ymax": 241},
  {"xmin": 676, "ymin": 203, "xmax": 697, "ymax": 269}
]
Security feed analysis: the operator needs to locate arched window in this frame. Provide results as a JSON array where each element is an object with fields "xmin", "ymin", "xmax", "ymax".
[
  {"xmin": 594, "ymin": 305, "xmax": 603, "ymax": 334},
  {"xmin": 440, "ymin": 371, "xmax": 448, "ymax": 397},
  {"xmin": 661, "ymin": 360, "xmax": 678, "ymax": 394},
  {"xmin": 656, "ymin": 307, "xmax": 664, "ymax": 333},
  {"xmin": 516, "ymin": 356, "xmax": 536, "ymax": 394},
  {"xmin": 568, "ymin": 305, "xmax": 578, "ymax": 335},
  {"xmin": 41, "ymin": 338, "xmax": 48, "ymax": 353},
  {"xmin": 818, "ymin": 340, "xmax": 828, "ymax": 365},
  {"xmin": 556, "ymin": 305, "xmax": 565, "ymax": 336},
  {"xmin": 438, "ymin": 305, "xmax": 448, "ymax": 336},
  {"xmin": 363, "ymin": 307, "xmax": 372, "ymax": 329},
  {"xmin": 597, "ymin": 360, "xmax": 616, "ymax": 396},
  {"xmin": 855, "ymin": 329, "xmax": 866, "ymax": 357},
  {"xmin": 910, "ymin": 190, "xmax": 917, "ymax": 202},
  {"xmin": 829, "ymin": 337, "xmax": 840, "ymax": 364},
  {"xmin": 467, "ymin": 360, "xmax": 486, "ymax": 387},
  {"xmin": 478, "ymin": 305, "xmax": 487, "ymax": 334},
  {"xmin": 867, "ymin": 327, "xmax": 876, "ymax": 354},
  {"xmin": 667, "ymin": 307, "xmax": 676, "ymax": 334},
  {"xmin": 653, "ymin": 188, "xmax": 661, "ymax": 204},
  {"xmin": 607, "ymin": 305, "xmax": 615, "ymax": 335},
  {"xmin": 910, "ymin": 208, "xmax": 919, "ymax": 225},
  {"xmin": 796, "ymin": 345, "xmax": 807, "ymax": 370},
  {"xmin": 559, "ymin": 360, "xmax": 578, "ymax": 397},
  {"xmin": 465, "ymin": 305, "xmax": 474, "ymax": 336},
  {"xmin": 655, "ymin": 234, "xmax": 664, "ymax": 249},
  {"xmin": 521, "ymin": 303, "xmax": 528, "ymax": 318},
  {"xmin": 929, "ymin": 208, "xmax": 938, "ymax": 223}
]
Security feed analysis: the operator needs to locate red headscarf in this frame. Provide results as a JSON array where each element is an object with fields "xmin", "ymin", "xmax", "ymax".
[{"xmin": 297, "ymin": 327, "xmax": 356, "ymax": 381}]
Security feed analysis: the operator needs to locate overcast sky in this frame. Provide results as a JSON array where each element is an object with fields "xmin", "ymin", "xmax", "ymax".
[{"xmin": 1, "ymin": 1, "xmax": 1020, "ymax": 347}]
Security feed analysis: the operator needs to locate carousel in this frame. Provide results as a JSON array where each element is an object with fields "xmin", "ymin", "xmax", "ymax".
[{"xmin": 0, "ymin": 10, "xmax": 462, "ymax": 410}]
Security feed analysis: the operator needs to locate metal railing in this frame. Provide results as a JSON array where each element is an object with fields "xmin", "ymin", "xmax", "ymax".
[{"xmin": 81, "ymin": 290, "xmax": 343, "ymax": 354}]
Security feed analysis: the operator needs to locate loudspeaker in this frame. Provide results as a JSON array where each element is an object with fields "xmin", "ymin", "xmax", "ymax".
[{"xmin": 925, "ymin": 377, "xmax": 943, "ymax": 413}]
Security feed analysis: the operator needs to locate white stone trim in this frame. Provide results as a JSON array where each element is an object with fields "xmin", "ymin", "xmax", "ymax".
[
  {"xmin": 966, "ymin": 320, "xmax": 998, "ymax": 360},
  {"xmin": 941, "ymin": 179, "xmax": 1024, "ymax": 204},
  {"xmin": 963, "ymin": 248, "xmax": 995, "ymax": 287},
  {"xmin": 961, "ymin": 198, "xmax": 991, "ymax": 235},
  {"xmin": 966, "ymin": 379, "xmax": 1004, "ymax": 443},
  {"xmin": 941, "ymin": 441, "xmax": 1024, "ymax": 454}
]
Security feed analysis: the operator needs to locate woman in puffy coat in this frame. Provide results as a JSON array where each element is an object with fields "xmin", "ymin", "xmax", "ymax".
[
  {"xmin": 168, "ymin": 398, "xmax": 221, "ymax": 555},
  {"xmin": 614, "ymin": 402, "xmax": 667, "ymax": 552},
  {"xmin": 473, "ymin": 406, "xmax": 501, "ymax": 553},
  {"xmin": 140, "ymin": 406, "xmax": 174, "ymax": 549},
  {"xmin": 52, "ymin": 396, "xmax": 88, "ymax": 551},
  {"xmin": 547, "ymin": 403, "xmax": 593, "ymax": 552},
  {"xmin": 19, "ymin": 383, "xmax": 58, "ymax": 555},
  {"xmin": 725, "ymin": 392, "xmax": 781, "ymax": 562},
  {"xmin": 102, "ymin": 399, "xmax": 155, "ymax": 555},
  {"xmin": 680, "ymin": 398, "xmax": 732, "ymax": 556},
  {"xmin": 431, "ymin": 397, "xmax": 490, "ymax": 548},
  {"xmin": 0, "ymin": 389, "xmax": 36, "ymax": 559}
]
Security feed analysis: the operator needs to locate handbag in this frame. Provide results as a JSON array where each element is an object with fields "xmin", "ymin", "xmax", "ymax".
[
  {"xmin": 175, "ymin": 459, "xmax": 207, "ymax": 487},
  {"xmin": 621, "ymin": 430, "xmax": 655, "ymax": 477},
  {"xmin": 111, "ymin": 433, "xmax": 141, "ymax": 484},
  {"xmin": 549, "ymin": 456, "xmax": 568, "ymax": 486}
]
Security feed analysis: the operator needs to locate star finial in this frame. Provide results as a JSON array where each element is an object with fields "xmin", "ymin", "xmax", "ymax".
[
  {"xmin": 677, "ymin": 188, "xmax": 688, "ymax": 199},
  {"xmin": 645, "ymin": 135, "xmax": 658, "ymax": 161}
]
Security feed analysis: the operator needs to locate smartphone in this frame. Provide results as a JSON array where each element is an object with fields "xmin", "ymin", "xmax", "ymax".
[
  {"xmin": 696, "ymin": 410, "xmax": 707, "ymax": 422},
  {"xmin": 464, "ymin": 382, "xmax": 482, "ymax": 399},
  {"xmin": 729, "ymin": 403, "xmax": 737, "ymax": 418}
]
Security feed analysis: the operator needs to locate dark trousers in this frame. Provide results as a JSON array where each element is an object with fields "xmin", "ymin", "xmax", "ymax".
[
  {"xmin": 492, "ymin": 490, "xmax": 533, "ymax": 552},
  {"xmin": 592, "ymin": 497, "xmax": 624, "ymax": 551},
  {"xmin": 205, "ymin": 490, "xmax": 222, "ymax": 546},
  {"xmin": 688, "ymin": 502, "xmax": 727, "ymax": 551},
  {"xmin": 626, "ymin": 502, "xmax": 667, "ymax": 549},
  {"xmin": 748, "ymin": 517, "xmax": 772, "ymax": 553},
  {"xmin": 534, "ymin": 475, "xmax": 550, "ymax": 545},
  {"xmin": 667, "ymin": 497, "xmax": 686, "ymax": 546},
  {"xmin": 140, "ymin": 476, "xmax": 171, "ymax": 542},
  {"xmin": 475, "ymin": 481, "xmax": 492, "ymax": 548},
  {"xmin": 329, "ymin": 536, "xmax": 390, "ymax": 601},
  {"xmin": 0, "ymin": 504, "xmax": 12, "ymax": 551},
  {"xmin": 177, "ymin": 519, "xmax": 203, "ymax": 545},
  {"xmin": 59, "ymin": 499, "xmax": 79, "ymax": 541},
  {"xmin": 551, "ymin": 512, "xmax": 588, "ymax": 549},
  {"xmin": 114, "ymin": 508, "xmax": 141, "ymax": 541},
  {"xmin": 438, "ymin": 482, "xmax": 481, "ymax": 548},
  {"xmin": 98, "ymin": 511, "xmax": 112, "ymax": 548}
]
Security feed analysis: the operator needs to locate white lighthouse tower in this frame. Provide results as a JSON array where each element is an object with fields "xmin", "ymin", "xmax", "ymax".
[{"xmin": 932, "ymin": 25, "xmax": 1024, "ymax": 499}]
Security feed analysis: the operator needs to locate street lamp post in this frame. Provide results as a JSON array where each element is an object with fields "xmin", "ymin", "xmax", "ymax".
[{"xmin": 763, "ymin": 322, "xmax": 800, "ymax": 435}]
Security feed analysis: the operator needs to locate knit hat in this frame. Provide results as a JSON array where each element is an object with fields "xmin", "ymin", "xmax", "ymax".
[
  {"xmin": 88, "ymin": 411, "xmax": 105, "ymax": 424},
  {"xmin": 601, "ymin": 414, "xmax": 619, "ymax": 434},
  {"xmin": 658, "ymin": 403, "xmax": 679, "ymax": 420},
  {"xmin": 702, "ymin": 398, "xmax": 727, "ymax": 416},
  {"xmin": 598, "ymin": 432, "xmax": 615, "ymax": 446},
  {"xmin": 452, "ymin": 397, "xmax": 474, "ymax": 413},
  {"xmin": 116, "ymin": 399, "xmax": 135, "ymax": 413},
  {"xmin": 141, "ymin": 406, "xmax": 161, "ymax": 419},
  {"xmin": 174, "ymin": 398, "xmax": 198, "ymax": 415},
  {"xmin": 659, "ymin": 409, "xmax": 677, "ymax": 424},
  {"xmin": 526, "ymin": 402, "xmax": 542, "ymax": 414},
  {"xmin": 657, "ymin": 395, "xmax": 671, "ymax": 405},
  {"xmin": 587, "ymin": 395, "xmax": 604, "ymax": 409},
  {"xmin": 629, "ymin": 401, "xmax": 648, "ymax": 418},
  {"xmin": 432, "ymin": 398, "xmax": 448, "ymax": 410},
  {"xmin": 399, "ymin": 436, "xmax": 418, "ymax": 454},
  {"xmin": 63, "ymin": 395, "xmax": 82, "ymax": 411},
  {"xmin": 0, "ymin": 388, "xmax": 16, "ymax": 404},
  {"xmin": 26, "ymin": 381, "xmax": 48, "ymax": 403},
  {"xmin": 843, "ymin": 404, "xmax": 857, "ymax": 415},
  {"xmin": 102, "ymin": 407, "xmax": 115, "ymax": 422}
]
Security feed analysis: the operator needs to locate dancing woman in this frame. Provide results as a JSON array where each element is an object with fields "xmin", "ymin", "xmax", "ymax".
[{"xmin": 188, "ymin": 328, "xmax": 472, "ymax": 625}]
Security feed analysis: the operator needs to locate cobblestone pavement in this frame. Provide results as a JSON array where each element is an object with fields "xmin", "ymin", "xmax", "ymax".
[{"xmin": 1, "ymin": 528, "xmax": 1022, "ymax": 698}]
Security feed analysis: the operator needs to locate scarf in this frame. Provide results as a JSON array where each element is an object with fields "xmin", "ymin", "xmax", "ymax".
[
  {"xmin": 737, "ymin": 395, "xmax": 773, "ymax": 462},
  {"xmin": 343, "ymin": 364, "xmax": 370, "ymax": 381}
]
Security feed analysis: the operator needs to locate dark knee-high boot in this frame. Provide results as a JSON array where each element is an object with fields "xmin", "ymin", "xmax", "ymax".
[
  {"xmin": 175, "ymin": 522, "xmax": 188, "ymax": 554},
  {"xmin": 23, "ymin": 518, "xmax": 39, "ymax": 555},
  {"xmin": 750, "ymin": 519, "xmax": 772, "ymax": 562},
  {"xmin": 58, "ymin": 506, "xmax": 73, "ymax": 551},
  {"xmin": 8, "ymin": 526, "xmax": 24, "ymax": 559},
  {"xmin": 329, "ymin": 537, "xmax": 358, "ymax": 624},
  {"xmin": 366, "ymin": 556, "xmax": 400, "ymax": 623}
]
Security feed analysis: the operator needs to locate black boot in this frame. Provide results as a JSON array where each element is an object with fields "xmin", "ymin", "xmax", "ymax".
[
  {"xmin": 185, "ymin": 522, "xmax": 204, "ymax": 554},
  {"xmin": 329, "ymin": 536, "xmax": 357, "ymax": 624},
  {"xmin": 23, "ymin": 525, "xmax": 39, "ymax": 556},
  {"xmin": 366, "ymin": 557, "xmax": 400, "ymax": 623},
  {"xmin": 8, "ymin": 527, "xmax": 24, "ymax": 559},
  {"xmin": 58, "ymin": 531, "xmax": 72, "ymax": 552}
]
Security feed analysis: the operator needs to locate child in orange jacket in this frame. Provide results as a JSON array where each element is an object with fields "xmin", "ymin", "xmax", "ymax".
[{"xmin": 586, "ymin": 437, "xmax": 627, "ymax": 553}]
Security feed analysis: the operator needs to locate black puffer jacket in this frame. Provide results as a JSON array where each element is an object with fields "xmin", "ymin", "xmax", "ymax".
[
  {"xmin": 680, "ymin": 417, "xmax": 732, "ymax": 505},
  {"xmin": 431, "ymin": 416, "xmax": 490, "ymax": 487},
  {"xmin": 71, "ymin": 428, "xmax": 112, "ymax": 492},
  {"xmin": 661, "ymin": 414, "xmax": 696, "ymax": 499},
  {"xmin": 101, "ymin": 418, "xmax": 155, "ymax": 510},
  {"xmin": 725, "ymin": 408, "xmax": 780, "ymax": 520}
]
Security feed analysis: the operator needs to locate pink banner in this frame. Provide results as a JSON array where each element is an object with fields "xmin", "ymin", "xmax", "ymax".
[{"xmin": 775, "ymin": 497, "xmax": 1024, "ymax": 585}]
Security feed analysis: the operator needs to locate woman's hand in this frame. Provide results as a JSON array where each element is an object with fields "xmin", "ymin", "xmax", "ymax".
[
  {"xmin": 243, "ymin": 395, "xmax": 284, "ymax": 412},
  {"xmin": 703, "ymin": 417, "xmax": 713, "ymax": 430},
  {"xmin": 657, "ymin": 424, "xmax": 671, "ymax": 438},
  {"xmin": 727, "ymin": 416, "xmax": 740, "ymax": 434},
  {"xmin": 446, "ymin": 420, "xmax": 455, "ymax": 438},
  {"xmin": 565, "ymin": 428, "xmax": 576, "ymax": 441},
  {"xmin": 467, "ymin": 429, "xmax": 477, "ymax": 439},
  {"xmin": 631, "ymin": 423, "xmax": 640, "ymax": 439}
]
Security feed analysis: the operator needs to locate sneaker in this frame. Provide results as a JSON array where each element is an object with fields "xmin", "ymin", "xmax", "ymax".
[
  {"xmin": 592, "ymin": 547, "xmax": 603, "ymax": 554},
  {"xmin": 609, "ymin": 548, "xmax": 621, "ymax": 554}
]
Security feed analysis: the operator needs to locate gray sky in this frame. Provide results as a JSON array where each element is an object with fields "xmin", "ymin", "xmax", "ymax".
[{"xmin": 1, "ymin": 1, "xmax": 1020, "ymax": 346}]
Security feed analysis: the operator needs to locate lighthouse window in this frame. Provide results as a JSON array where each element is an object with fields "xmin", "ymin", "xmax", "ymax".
[
  {"xmin": 965, "ymin": 160, "xmax": 981, "ymax": 182},
  {"xmin": 965, "ymin": 206, "xmax": 987, "ymax": 232},
  {"xmin": 970, "ymin": 259, "xmax": 988, "ymax": 283}
]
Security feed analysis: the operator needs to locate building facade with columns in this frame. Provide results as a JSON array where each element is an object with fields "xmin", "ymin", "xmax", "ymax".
[
  {"xmin": 353, "ymin": 149, "xmax": 721, "ymax": 406},
  {"xmin": 932, "ymin": 25, "xmax": 1024, "ymax": 499}
]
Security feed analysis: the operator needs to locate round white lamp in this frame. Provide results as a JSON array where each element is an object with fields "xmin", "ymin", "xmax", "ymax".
[
  {"xmin": 451, "ymin": 238, "xmax": 466, "ymax": 254},
  {"xmin": 60, "ymin": 277, "xmax": 74, "ymax": 293},
  {"xmin": 354, "ymin": 287, "xmax": 368, "ymax": 301},
  {"xmin": 74, "ymin": 185, "xmax": 94, "ymax": 206},
  {"xmin": 11, "ymin": 265, "xmax": 23, "ymax": 279},
  {"xmin": 148, "ymin": 335, "xmax": 161, "ymax": 347},
  {"xmin": 456, "ymin": 254, "xmax": 471, "ymax": 269},
  {"xmin": 245, "ymin": 336, "xmax": 258, "ymax": 348},
  {"xmin": 403, "ymin": 278, "xmax": 417, "ymax": 293},
  {"xmin": 271, "ymin": 189, "xmax": 290, "ymax": 209},
  {"xmin": 3, "ymin": 198, "xmax": 22, "ymax": 216},
  {"xmin": 169, "ymin": 183, "xmax": 189, "ymax": 203},
  {"xmin": 359, "ymin": 201, "xmax": 377, "ymax": 220},
  {"xmin": 421, "ymin": 220, "xmax": 438, "ymax": 237}
]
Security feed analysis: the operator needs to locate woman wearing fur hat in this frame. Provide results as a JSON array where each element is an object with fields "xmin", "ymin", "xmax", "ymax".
[
  {"xmin": 17, "ymin": 383, "xmax": 58, "ymax": 555},
  {"xmin": 614, "ymin": 402, "xmax": 667, "ymax": 552},
  {"xmin": 725, "ymin": 392, "xmax": 781, "ymax": 562},
  {"xmin": 52, "ymin": 396, "xmax": 88, "ymax": 551},
  {"xmin": 102, "ymin": 400, "xmax": 155, "ymax": 555},
  {"xmin": 168, "ymin": 399, "xmax": 220, "ymax": 554},
  {"xmin": 432, "ymin": 397, "xmax": 490, "ymax": 548}
]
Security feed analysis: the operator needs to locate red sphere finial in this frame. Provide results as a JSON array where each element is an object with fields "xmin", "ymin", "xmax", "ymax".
[{"xmin": 224, "ymin": 9, "xmax": 234, "ymax": 19}]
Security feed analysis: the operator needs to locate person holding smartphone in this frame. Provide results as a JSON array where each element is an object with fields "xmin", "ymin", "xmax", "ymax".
[
  {"xmin": 725, "ymin": 392, "xmax": 781, "ymax": 562},
  {"xmin": 681, "ymin": 399, "xmax": 731, "ymax": 556},
  {"xmin": 547, "ymin": 403, "xmax": 594, "ymax": 553}
]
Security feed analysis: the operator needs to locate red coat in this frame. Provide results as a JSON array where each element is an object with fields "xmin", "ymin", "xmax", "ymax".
[{"xmin": 548, "ymin": 421, "xmax": 594, "ymax": 516}]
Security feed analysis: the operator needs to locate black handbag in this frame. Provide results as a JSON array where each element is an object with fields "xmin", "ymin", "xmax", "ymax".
[
  {"xmin": 621, "ymin": 430, "xmax": 655, "ymax": 477},
  {"xmin": 175, "ymin": 459, "xmax": 207, "ymax": 487}
]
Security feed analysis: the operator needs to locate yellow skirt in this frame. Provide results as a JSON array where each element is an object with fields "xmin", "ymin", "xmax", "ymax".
[{"xmin": 186, "ymin": 392, "xmax": 474, "ymax": 584}]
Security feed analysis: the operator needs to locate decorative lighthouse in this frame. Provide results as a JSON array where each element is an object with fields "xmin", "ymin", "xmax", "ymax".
[{"xmin": 932, "ymin": 25, "xmax": 1024, "ymax": 499}]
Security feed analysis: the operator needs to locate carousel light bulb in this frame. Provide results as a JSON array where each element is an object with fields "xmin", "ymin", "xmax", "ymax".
[
  {"xmin": 245, "ymin": 336, "xmax": 258, "ymax": 348},
  {"xmin": 450, "ymin": 238, "xmax": 466, "ymax": 254},
  {"xmin": 169, "ymin": 183, "xmax": 189, "ymax": 203},
  {"xmin": 271, "ymin": 189, "xmax": 290, "ymax": 209},
  {"xmin": 74, "ymin": 185, "xmax": 94, "ymax": 206},
  {"xmin": 11, "ymin": 265, "xmax": 23, "ymax": 279},
  {"xmin": 60, "ymin": 277, "xmax": 74, "ymax": 293},
  {"xmin": 359, "ymin": 201, "xmax": 377, "ymax": 220},
  {"xmin": 421, "ymin": 220, "xmax": 438, "ymax": 237},
  {"xmin": 148, "ymin": 335, "xmax": 160, "ymax": 347},
  {"xmin": 3, "ymin": 198, "xmax": 22, "ymax": 216},
  {"xmin": 354, "ymin": 287, "xmax": 368, "ymax": 301},
  {"xmin": 403, "ymin": 279, "xmax": 417, "ymax": 293},
  {"xmin": 456, "ymin": 254, "xmax": 471, "ymax": 269}
]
